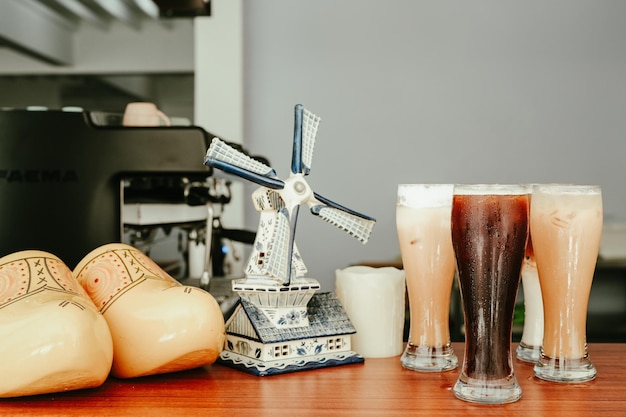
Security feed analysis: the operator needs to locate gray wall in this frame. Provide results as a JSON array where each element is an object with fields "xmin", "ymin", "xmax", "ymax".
[{"xmin": 243, "ymin": 0, "xmax": 626, "ymax": 290}]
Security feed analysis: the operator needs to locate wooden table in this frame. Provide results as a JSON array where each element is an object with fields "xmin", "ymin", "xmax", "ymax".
[{"xmin": 2, "ymin": 343, "xmax": 625, "ymax": 416}]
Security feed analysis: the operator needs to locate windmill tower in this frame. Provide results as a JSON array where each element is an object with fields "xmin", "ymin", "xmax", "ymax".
[{"xmin": 204, "ymin": 104, "xmax": 376, "ymax": 375}]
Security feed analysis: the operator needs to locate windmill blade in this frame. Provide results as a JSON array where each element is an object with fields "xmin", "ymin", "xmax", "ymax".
[
  {"xmin": 313, "ymin": 192, "xmax": 376, "ymax": 221},
  {"xmin": 263, "ymin": 208, "xmax": 293, "ymax": 285},
  {"xmin": 301, "ymin": 107, "xmax": 320, "ymax": 173},
  {"xmin": 204, "ymin": 138, "xmax": 284, "ymax": 190},
  {"xmin": 205, "ymin": 138, "xmax": 276, "ymax": 176},
  {"xmin": 285, "ymin": 204, "xmax": 300, "ymax": 285},
  {"xmin": 291, "ymin": 104, "xmax": 320, "ymax": 175},
  {"xmin": 310, "ymin": 193, "xmax": 376, "ymax": 244}
]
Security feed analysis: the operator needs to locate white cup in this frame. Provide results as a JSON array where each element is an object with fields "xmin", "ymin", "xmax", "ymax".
[
  {"xmin": 335, "ymin": 265, "xmax": 405, "ymax": 358},
  {"xmin": 122, "ymin": 102, "xmax": 171, "ymax": 127}
]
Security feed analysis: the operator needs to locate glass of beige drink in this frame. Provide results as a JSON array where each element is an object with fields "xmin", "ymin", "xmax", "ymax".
[
  {"xmin": 516, "ymin": 228, "xmax": 544, "ymax": 363},
  {"xmin": 396, "ymin": 184, "xmax": 458, "ymax": 372},
  {"xmin": 531, "ymin": 184, "xmax": 602, "ymax": 383}
]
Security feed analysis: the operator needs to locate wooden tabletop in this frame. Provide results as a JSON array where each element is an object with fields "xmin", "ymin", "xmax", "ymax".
[{"xmin": 2, "ymin": 343, "xmax": 625, "ymax": 417}]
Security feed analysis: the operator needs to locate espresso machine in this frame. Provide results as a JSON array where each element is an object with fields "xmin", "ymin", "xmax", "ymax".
[{"xmin": 0, "ymin": 108, "xmax": 256, "ymax": 309}]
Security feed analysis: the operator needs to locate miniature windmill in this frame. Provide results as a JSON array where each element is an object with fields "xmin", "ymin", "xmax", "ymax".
[{"xmin": 204, "ymin": 104, "xmax": 376, "ymax": 375}]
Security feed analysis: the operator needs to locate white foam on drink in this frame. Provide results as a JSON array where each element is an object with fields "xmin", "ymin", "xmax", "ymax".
[
  {"xmin": 533, "ymin": 184, "xmax": 601, "ymax": 196},
  {"xmin": 453, "ymin": 184, "xmax": 531, "ymax": 196},
  {"xmin": 397, "ymin": 184, "xmax": 453, "ymax": 208}
]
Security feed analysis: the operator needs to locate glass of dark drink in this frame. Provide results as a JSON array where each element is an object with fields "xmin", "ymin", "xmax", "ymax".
[{"xmin": 451, "ymin": 184, "xmax": 530, "ymax": 404}]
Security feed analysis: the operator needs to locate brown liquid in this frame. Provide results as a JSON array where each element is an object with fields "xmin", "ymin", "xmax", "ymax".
[
  {"xmin": 526, "ymin": 228, "xmax": 534, "ymax": 258},
  {"xmin": 452, "ymin": 193, "xmax": 528, "ymax": 380}
]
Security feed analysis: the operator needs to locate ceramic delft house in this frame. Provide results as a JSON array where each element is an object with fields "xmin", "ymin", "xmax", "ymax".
[{"xmin": 203, "ymin": 104, "xmax": 376, "ymax": 376}]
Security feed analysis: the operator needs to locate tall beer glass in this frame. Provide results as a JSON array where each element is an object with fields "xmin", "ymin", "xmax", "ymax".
[
  {"xmin": 516, "ymin": 230, "xmax": 544, "ymax": 363},
  {"xmin": 531, "ymin": 184, "xmax": 602, "ymax": 383},
  {"xmin": 396, "ymin": 184, "xmax": 458, "ymax": 372},
  {"xmin": 452, "ymin": 184, "xmax": 529, "ymax": 404}
]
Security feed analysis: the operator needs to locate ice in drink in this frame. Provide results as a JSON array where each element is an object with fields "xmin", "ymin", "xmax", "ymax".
[
  {"xmin": 531, "ymin": 184, "xmax": 602, "ymax": 382},
  {"xmin": 451, "ymin": 184, "xmax": 529, "ymax": 404},
  {"xmin": 396, "ymin": 184, "xmax": 458, "ymax": 372}
]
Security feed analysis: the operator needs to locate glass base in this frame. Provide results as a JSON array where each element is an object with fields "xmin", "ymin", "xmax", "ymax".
[
  {"xmin": 533, "ymin": 354, "xmax": 597, "ymax": 383},
  {"xmin": 400, "ymin": 343, "xmax": 458, "ymax": 372},
  {"xmin": 453, "ymin": 374, "xmax": 522, "ymax": 404},
  {"xmin": 516, "ymin": 342, "xmax": 541, "ymax": 363}
]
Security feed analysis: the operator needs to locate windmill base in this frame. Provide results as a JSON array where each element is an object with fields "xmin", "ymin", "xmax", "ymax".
[{"xmin": 218, "ymin": 350, "xmax": 364, "ymax": 376}]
